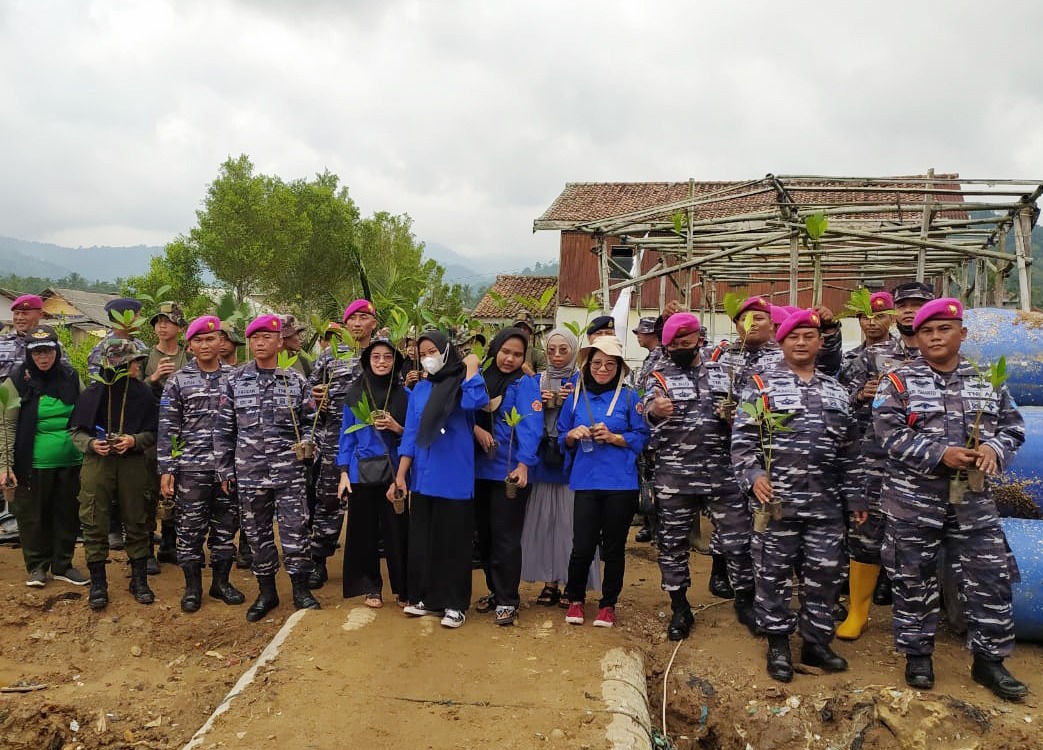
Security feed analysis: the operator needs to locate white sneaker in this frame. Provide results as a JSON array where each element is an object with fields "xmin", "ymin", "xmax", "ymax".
[
  {"xmin": 403, "ymin": 601, "xmax": 442, "ymax": 617},
  {"xmin": 440, "ymin": 609, "xmax": 465, "ymax": 628}
]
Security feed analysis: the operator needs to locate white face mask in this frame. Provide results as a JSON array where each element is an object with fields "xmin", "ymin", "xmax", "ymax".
[{"xmin": 421, "ymin": 354, "xmax": 445, "ymax": 376}]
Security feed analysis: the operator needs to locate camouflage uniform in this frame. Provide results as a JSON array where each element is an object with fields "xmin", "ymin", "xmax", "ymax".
[
  {"xmin": 307, "ymin": 344, "xmax": 363, "ymax": 558},
  {"xmin": 643, "ymin": 355, "xmax": 753, "ymax": 594},
  {"xmin": 158, "ymin": 362, "xmax": 238, "ymax": 566},
  {"xmin": 214, "ymin": 362, "xmax": 316, "ymax": 577},
  {"xmin": 839, "ymin": 336, "xmax": 912, "ymax": 564},
  {"xmin": 873, "ymin": 358, "xmax": 1024, "ymax": 659},
  {"xmin": 732, "ymin": 363, "xmax": 861, "ymax": 644},
  {"xmin": 0, "ymin": 332, "xmax": 27, "ymax": 380}
]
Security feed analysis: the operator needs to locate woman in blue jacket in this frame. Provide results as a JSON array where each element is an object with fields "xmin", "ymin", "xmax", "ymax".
[
  {"xmin": 337, "ymin": 339, "xmax": 409, "ymax": 608},
  {"xmin": 557, "ymin": 336, "xmax": 649, "ymax": 628},
  {"xmin": 472, "ymin": 327, "xmax": 543, "ymax": 626},
  {"xmin": 390, "ymin": 331, "xmax": 487, "ymax": 629}
]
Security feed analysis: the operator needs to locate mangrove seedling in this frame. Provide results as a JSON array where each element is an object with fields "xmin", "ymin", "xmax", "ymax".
[
  {"xmin": 503, "ymin": 406, "xmax": 528, "ymax": 498},
  {"xmin": 277, "ymin": 350, "xmax": 310, "ymax": 459},
  {"xmin": 740, "ymin": 397, "xmax": 794, "ymax": 528}
]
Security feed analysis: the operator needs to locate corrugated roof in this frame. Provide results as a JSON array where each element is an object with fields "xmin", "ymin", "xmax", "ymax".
[
  {"xmin": 41, "ymin": 288, "xmax": 120, "ymax": 326},
  {"xmin": 472, "ymin": 275, "xmax": 558, "ymax": 320}
]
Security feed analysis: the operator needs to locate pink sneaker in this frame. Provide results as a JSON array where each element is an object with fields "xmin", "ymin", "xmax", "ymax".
[
  {"xmin": 565, "ymin": 601, "xmax": 585, "ymax": 625},
  {"xmin": 593, "ymin": 606, "xmax": 616, "ymax": 628}
]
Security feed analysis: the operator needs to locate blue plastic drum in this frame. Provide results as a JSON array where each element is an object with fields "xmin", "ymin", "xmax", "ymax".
[
  {"xmin": 996, "ymin": 406, "xmax": 1043, "ymax": 517},
  {"xmin": 1000, "ymin": 517, "xmax": 1043, "ymax": 642},
  {"xmin": 962, "ymin": 308, "xmax": 1043, "ymax": 407}
]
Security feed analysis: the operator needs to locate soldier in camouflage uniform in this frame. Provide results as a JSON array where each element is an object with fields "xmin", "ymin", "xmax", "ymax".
[
  {"xmin": 86, "ymin": 298, "xmax": 150, "ymax": 377},
  {"xmin": 0, "ymin": 295, "xmax": 45, "ymax": 381},
  {"xmin": 214, "ymin": 314, "xmax": 320, "ymax": 621},
  {"xmin": 836, "ymin": 283, "xmax": 934, "ymax": 638},
  {"xmin": 643, "ymin": 313, "xmax": 757, "ymax": 641},
  {"xmin": 304, "ymin": 299, "xmax": 378, "ymax": 588},
  {"xmin": 69, "ymin": 339, "xmax": 158, "ymax": 610},
  {"xmin": 632, "ymin": 316, "xmax": 662, "ymax": 545},
  {"xmin": 732, "ymin": 308, "xmax": 861, "ymax": 683},
  {"xmin": 158, "ymin": 316, "xmax": 245, "ymax": 613},
  {"xmin": 873, "ymin": 298, "xmax": 1027, "ymax": 700}
]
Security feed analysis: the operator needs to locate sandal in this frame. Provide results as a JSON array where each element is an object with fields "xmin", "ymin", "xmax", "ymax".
[
  {"xmin": 364, "ymin": 594, "xmax": 383, "ymax": 609},
  {"xmin": 475, "ymin": 593, "xmax": 497, "ymax": 614},
  {"xmin": 558, "ymin": 596, "xmax": 572, "ymax": 610},
  {"xmin": 494, "ymin": 605, "xmax": 518, "ymax": 626},
  {"xmin": 535, "ymin": 585, "xmax": 561, "ymax": 607}
]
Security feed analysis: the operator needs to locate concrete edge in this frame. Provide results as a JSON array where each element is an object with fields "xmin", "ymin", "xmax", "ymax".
[
  {"xmin": 601, "ymin": 647, "xmax": 653, "ymax": 750},
  {"xmin": 181, "ymin": 609, "xmax": 311, "ymax": 750}
]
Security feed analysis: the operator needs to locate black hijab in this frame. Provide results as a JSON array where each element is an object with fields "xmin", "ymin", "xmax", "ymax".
[
  {"xmin": 13, "ymin": 346, "xmax": 79, "ymax": 405},
  {"xmin": 582, "ymin": 356, "xmax": 624, "ymax": 396},
  {"xmin": 69, "ymin": 365, "xmax": 158, "ymax": 436},
  {"xmin": 345, "ymin": 340, "xmax": 408, "ymax": 427},
  {"xmin": 416, "ymin": 331, "xmax": 466, "ymax": 448},
  {"xmin": 478, "ymin": 327, "xmax": 528, "ymax": 431}
]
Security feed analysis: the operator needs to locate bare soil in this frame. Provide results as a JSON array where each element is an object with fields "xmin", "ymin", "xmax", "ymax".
[{"xmin": 0, "ymin": 526, "xmax": 1040, "ymax": 750}]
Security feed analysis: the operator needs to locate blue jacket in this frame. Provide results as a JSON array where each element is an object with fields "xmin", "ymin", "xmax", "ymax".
[
  {"xmin": 556, "ymin": 384, "xmax": 649, "ymax": 491},
  {"xmin": 475, "ymin": 374, "xmax": 543, "ymax": 481},
  {"xmin": 336, "ymin": 404, "xmax": 401, "ymax": 485},
  {"xmin": 398, "ymin": 373, "xmax": 490, "ymax": 500}
]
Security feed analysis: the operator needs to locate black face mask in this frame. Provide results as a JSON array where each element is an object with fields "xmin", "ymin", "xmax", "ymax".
[
  {"xmin": 896, "ymin": 323, "xmax": 914, "ymax": 337},
  {"xmin": 668, "ymin": 348, "xmax": 697, "ymax": 368}
]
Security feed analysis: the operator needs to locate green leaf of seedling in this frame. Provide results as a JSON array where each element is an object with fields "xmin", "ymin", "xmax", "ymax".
[
  {"xmin": 563, "ymin": 321, "xmax": 583, "ymax": 337},
  {"xmin": 723, "ymin": 292, "xmax": 744, "ymax": 321},
  {"xmin": 581, "ymin": 294, "xmax": 600, "ymax": 315},
  {"xmin": 347, "ymin": 392, "xmax": 374, "ymax": 429},
  {"xmin": 538, "ymin": 286, "xmax": 556, "ymax": 311},
  {"xmin": 990, "ymin": 356, "xmax": 1009, "ymax": 390},
  {"xmin": 672, "ymin": 211, "xmax": 687, "ymax": 235},
  {"xmin": 740, "ymin": 402, "xmax": 760, "ymax": 419},
  {"xmin": 503, "ymin": 406, "xmax": 526, "ymax": 428},
  {"xmin": 170, "ymin": 434, "xmax": 185, "ymax": 459},
  {"xmin": 277, "ymin": 350, "xmax": 299, "ymax": 370},
  {"xmin": 741, "ymin": 312, "xmax": 755, "ymax": 332},
  {"xmin": 804, "ymin": 212, "xmax": 829, "ymax": 241}
]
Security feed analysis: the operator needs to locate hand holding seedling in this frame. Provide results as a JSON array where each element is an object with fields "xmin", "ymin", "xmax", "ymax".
[{"xmin": 111, "ymin": 434, "xmax": 135, "ymax": 454}]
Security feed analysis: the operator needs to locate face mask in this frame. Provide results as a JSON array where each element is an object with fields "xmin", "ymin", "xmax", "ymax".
[
  {"xmin": 896, "ymin": 323, "xmax": 914, "ymax": 337},
  {"xmin": 668, "ymin": 348, "xmax": 697, "ymax": 368},
  {"xmin": 421, "ymin": 356, "xmax": 443, "ymax": 376}
]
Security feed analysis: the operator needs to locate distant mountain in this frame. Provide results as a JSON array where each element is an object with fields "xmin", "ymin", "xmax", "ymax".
[
  {"xmin": 0, "ymin": 236, "xmax": 162, "ymax": 282},
  {"xmin": 423, "ymin": 241, "xmax": 558, "ymax": 286}
]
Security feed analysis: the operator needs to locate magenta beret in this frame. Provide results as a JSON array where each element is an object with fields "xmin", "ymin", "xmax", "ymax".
[
  {"xmin": 661, "ymin": 313, "xmax": 701, "ymax": 346},
  {"xmin": 775, "ymin": 308, "xmax": 822, "ymax": 342},
  {"xmin": 185, "ymin": 315, "xmax": 221, "ymax": 341},
  {"xmin": 869, "ymin": 291, "xmax": 894, "ymax": 313},
  {"xmin": 342, "ymin": 299, "xmax": 376, "ymax": 323},
  {"xmin": 245, "ymin": 314, "xmax": 283, "ymax": 338},
  {"xmin": 912, "ymin": 297, "xmax": 963, "ymax": 332},
  {"xmin": 770, "ymin": 305, "xmax": 800, "ymax": 325},
  {"xmin": 11, "ymin": 294, "xmax": 43, "ymax": 311},
  {"xmin": 735, "ymin": 296, "xmax": 771, "ymax": 321}
]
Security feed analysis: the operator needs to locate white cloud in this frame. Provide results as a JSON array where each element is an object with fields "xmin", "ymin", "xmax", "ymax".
[{"xmin": 1, "ymin": 0, "xmax": 1041, "ymax": 268}]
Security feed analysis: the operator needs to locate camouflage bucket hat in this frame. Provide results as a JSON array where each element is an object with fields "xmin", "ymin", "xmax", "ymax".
[
  {"xmin": 99, "ymin": 338, "xmax": 148, "ymax": 368},
  {"xmin": 149, "ymin": 301, "xmax": 186, "ymax": 327}
]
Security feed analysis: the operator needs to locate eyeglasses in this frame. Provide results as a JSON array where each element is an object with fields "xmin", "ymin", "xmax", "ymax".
[
  {"xmin": 370, "ymin": 353, "xmax": 395, "ymax": 362},
  {"xmin": 590, "ymin": 360, "xmax": 618, "ymax": 371}
]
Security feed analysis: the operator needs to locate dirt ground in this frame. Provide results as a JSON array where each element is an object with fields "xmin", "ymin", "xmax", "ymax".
[{"xmin": 0, "ymin": 524, "xmax": 1041, "ymax": 750}]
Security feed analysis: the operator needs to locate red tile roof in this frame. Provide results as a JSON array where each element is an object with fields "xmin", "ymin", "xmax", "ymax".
[
  {"xmin": 533, "ymin": 175, "xmax": 965, "ymax": 229},
  {"xmin": 472, "ymin": 275, "xmax": 558, "ymax": 320}
]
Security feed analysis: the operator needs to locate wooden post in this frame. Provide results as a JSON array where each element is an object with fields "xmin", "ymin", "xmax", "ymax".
[
  {"xmin": 788, "ymin": 234, "xmax": 800, "ymax": 305},
  {"xmin": 916, "ymin": 168, "xmax": 935, "ymax": 282},
  {"xmin": 812, "ymin": 253, "xmax": 823, "ymax": 306},
  {"xmin": 684, "ymin": 179, "xmax": 694, "ymax": 309},
  {"xmin": 598, "ymin": 234, "xmax": 610, "ymax": 313},
  {"xmin": 708, "ymin": 277, "xmax": 718, "ymax": 341},
  {"xmin": 1013, "ymin": 206, "xmax": 1033, "ymax": 311}
]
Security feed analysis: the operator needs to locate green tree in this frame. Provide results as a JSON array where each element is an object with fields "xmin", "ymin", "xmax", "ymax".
[{"xmin": 123, "ymin": 237, "xmax": 210, "ymax": 319}]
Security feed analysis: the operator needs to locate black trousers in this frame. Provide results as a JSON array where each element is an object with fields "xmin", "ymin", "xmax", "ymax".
[
  {"xmin": 474, "ymin": 478, "xmax": 531, "ymax": 608},
  {"xmin": 11, "ymin": 466, "xmax": 81, "ymax": 574},
  {"xmin": 343, "ymin": 483, "xmax": 409, "ymax": 601},
  {"xmin": 566, "ymin": 489, "xmax": 638, "ymax": 608},
  {"xmin": 407, "ymin": 493, "xmax": 475, "ymax": 612}
]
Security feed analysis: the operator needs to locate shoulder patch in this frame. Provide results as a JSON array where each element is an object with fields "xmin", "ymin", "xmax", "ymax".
[
  {"xmin": 872, "ymin": 394, "xmax": 886, "ymax": 409},
  {"xmin": 636, "ymin": 400, "xmax": 645, "ymax": 415},
  {"xmin": 531, "ymin": 399, "xmax": 543, "ymax": 413}
]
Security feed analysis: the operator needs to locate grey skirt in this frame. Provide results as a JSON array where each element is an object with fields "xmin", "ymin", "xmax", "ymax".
[{"xmin": 521, "ymin": 481, "xmax": 601, "ymax": 590}]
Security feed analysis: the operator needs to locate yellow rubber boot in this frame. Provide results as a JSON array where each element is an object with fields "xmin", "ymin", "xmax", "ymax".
[{"xmin": 835, "ymin": 560, "xmax": 880, "ymax": 641}]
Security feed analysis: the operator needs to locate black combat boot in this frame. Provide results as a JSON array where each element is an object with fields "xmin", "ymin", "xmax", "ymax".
[
  {"xmin": 905, "ymin": 654, "xmax": 934, "ymax": 689},
  {"xmin": 766, "ymin": 634, "xmax": 793, "ymax": 683},
  {"xmin": 246, "ymin": 574, "xmax": 280, "ymax": 622},
  {"xmin": 235, "ymin": 541, "xmax": 253, "ymax": 570},
  {"xmin": 180, "ymin": 563, "xmax": 203, "ymax": 613},
  {"xmin": 145, "ymin": 536, "xmax": 161, "ymax": 575},
  {"xmin": 635, "ymin": 515, "xmax": 653, "ymax": 544},
  {"xmin": 129, "ymin": 558, "xmax": 156, "ymax": 604},
  {"xmin": 209, "ymin": 559, "xmax": 246, "ymax": 605},
  {"xmin": 667, "ymin": 588, "xmax": 694, "ymax": 641},
  {"xmin": 733, "ymin": 589, "xmax": 760, "ymax": 636},
  {"xmin": 707, "ymin": 554, "xmax": 734, "ymax": 599},
  {"xmin": 972, "ymin": 654, "xmax": 1028, "ymax": 701},
  {"xmin": 291, "ymin": 573, "xmax": 322, "ymax": 611},
  {"xmin": 800, "ymin": 642, "xmax": 848, "ymax": 672},
  {"xmin": 306, "ymin": 556, "xmax": 328, "ymax": 590},
  {"xmin": 157, "ymin": 521, "xmax": 177, "ymax": 564},
  {"xmin": 872, "ymin": 571, "xmax": 893, "ymax": 606},
  {"xmin": 87, "ymin": 560, "xmax": 108, "ymax": 611}
]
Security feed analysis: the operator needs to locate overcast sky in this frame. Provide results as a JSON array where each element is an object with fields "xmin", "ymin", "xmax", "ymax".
[{"xmin": 2, "ymin": 0, "xmax": 1042, "ymax": 271}]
